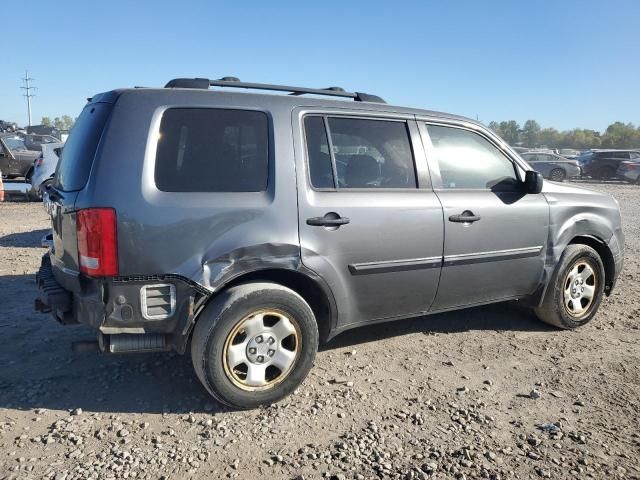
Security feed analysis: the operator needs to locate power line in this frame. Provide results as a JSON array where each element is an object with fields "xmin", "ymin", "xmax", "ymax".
[{"xmin": 20, "ymin": 71, "xmax": 36, "ymax": 127}]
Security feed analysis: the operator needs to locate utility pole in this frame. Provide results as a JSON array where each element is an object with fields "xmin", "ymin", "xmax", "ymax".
[{"xmin": 21, "ymin": 71, "xmax": 36, "ymax": 127}]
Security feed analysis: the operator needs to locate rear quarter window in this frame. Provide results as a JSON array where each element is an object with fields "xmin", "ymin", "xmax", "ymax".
[
  {"xmin": 154, "ymin": 108, "xmax": 269, "ymax": 192},
  {"xmin": 54, "ymin": 103, "xmax": 112, "ymax": 191}
]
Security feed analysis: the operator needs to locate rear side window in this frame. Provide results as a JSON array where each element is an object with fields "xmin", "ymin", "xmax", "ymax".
[
  {"xmin": 54, "ymin": 103, "xmax": 112, "ymax": 192},
  {"xmin": 155, "ymin": 108, "xmax": 268, "ymax": 192},
  {"xmin": 304, "ymin": 116, "xmax": 416, "ymax": 189}
]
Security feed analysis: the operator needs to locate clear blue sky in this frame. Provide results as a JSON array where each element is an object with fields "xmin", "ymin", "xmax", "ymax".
[{"xmin": 1, "ymin": 0, "xmax": 638, "ymax": 132}]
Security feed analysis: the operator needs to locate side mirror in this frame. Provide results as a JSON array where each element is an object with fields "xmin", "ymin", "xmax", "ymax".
[{"xmin": 524, "ymin": 170, "xmax": 543, "ymax": 194}]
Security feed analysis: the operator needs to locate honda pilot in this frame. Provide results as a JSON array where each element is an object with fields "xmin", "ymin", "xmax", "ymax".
[{"xmin": 36, "ymin": 77, "xmax": 624, "ymax": 408}]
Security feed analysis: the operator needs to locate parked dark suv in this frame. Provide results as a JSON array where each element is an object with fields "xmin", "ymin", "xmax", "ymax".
[
  {"xmin": 578, "ymin": 149, "xmax": 640, "ymax": 179},
  {"xmin": 36, "ymin": 77, "xmax": 624, "ymax": 408}
]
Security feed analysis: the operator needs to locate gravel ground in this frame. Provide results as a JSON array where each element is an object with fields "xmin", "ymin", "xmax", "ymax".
[{"xmin": 0, "ymin": 181, "xmax": 639, "ymax": 480}]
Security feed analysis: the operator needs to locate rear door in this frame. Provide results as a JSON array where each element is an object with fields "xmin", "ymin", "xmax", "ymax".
[
  {"xmin": 419, "ymin": 121, "xmax": 549, "ymax": 311},
  {"xmin": 294, "ymin": 109, "xmax": 444, "ymax": 327}
]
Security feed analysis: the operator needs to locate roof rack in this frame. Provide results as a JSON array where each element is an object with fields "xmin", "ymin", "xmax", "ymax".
[{"xmin": 164, "ymin": 77, "xmax": 386, "ymax": 103}]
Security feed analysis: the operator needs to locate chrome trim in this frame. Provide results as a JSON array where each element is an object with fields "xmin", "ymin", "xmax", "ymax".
[
  {"xmin": 140, "ymin": 283, "xmax": 176, "ymax": 320},
  {"xmin": 443, "ymin": 246, "xmax": 543, "ymax": 266},
  {"xmin": 349, "ymin": 256, "xmax": 442, "ymax": 275}
]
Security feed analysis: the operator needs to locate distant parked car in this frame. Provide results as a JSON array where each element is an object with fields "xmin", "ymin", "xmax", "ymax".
[
  {"xmin": 0, "ymin": 134, "xmax": 40, "ymax": 179},
  {"xmin": 558, "ymin": 148, "xmax": 581, "ymax": 160},
  {"xmin": 30, "ymin": 142, "xmax": 64, "ymax": 192},
  {"xmin": 26, "ymin": 125, "xmax": 61, "ymax": 139},
  {"xmin": 0, "ymin": 120, "xmax": 17, "ymax": 133},
  {"xmin": 24, "ymin": 134, "xmax": 60, "ymax": 151},
  {"xmin": 616, "ymin": 160, "xmax": 640, "ymax": 184},
  {"xmin": 578, "ymin": 150, "xmax": 640, "ymax": 180},
  {"xmin": 521, "ymin": 152, "xmax": 581, "ymax": 182}
]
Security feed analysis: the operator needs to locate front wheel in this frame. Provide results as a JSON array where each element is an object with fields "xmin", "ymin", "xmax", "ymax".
[
  {"xmin": 190, "ymin": 282, "xmax": 318, "ymax": 409},
  {"xmin": 534, "ymin": 244, "xmax": 605, "ymax": 329}
]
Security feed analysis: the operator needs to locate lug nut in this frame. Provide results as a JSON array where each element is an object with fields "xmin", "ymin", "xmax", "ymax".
[
  {"xmin": 268, "ymin": 349, "xmax": 275, "ymax": 357},
  {"xmin": 248, "ymin": 347, "xmax": 257, "ymax": 354},
  {"xmin": 257, "ymin": 355, "xmax": 264, "ymax": 363},
  {"xmin": 255, "ymin": 335, "xmax": 263, "ymax": 343},
  {"xmin": 267, "ymin": 337, "xmax": 275, "ymax": 345}
]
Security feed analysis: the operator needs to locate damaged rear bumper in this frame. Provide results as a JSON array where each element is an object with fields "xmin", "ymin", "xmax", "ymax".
[{"xmin": 35, "ymin": 253, "xmax": 209, "ymax": 353}]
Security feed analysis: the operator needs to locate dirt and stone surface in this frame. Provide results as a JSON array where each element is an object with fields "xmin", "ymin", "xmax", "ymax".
[{"xmin": 0, "ymin": 181, "xmax": 638, "ymax": 480}]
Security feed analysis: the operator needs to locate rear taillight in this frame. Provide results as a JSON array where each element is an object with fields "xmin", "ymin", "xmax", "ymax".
[
  {"xmin": 36, "ymin": 155, "xmax": 43, "ymax": 167},
  {"xmin": 76, "ymin": 208, "xmax": 118, "ymax": 277}
]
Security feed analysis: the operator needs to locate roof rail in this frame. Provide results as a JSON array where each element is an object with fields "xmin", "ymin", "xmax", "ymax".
[{"xmin": 164, "ymin": 77, "xmax": 386, "ymax": 103}]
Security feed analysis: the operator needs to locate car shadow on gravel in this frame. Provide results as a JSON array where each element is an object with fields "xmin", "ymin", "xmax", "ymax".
[
  {"xmin": 323, "ymin": 301, "xmax": 554, "ymax": 351},
  {"xmin": 0, "ymin": 273, "xmax": 551, "ymax": 417},
  {"xmin": 0, "ymin": 228, "xmax": 49, "ymax": 247}
]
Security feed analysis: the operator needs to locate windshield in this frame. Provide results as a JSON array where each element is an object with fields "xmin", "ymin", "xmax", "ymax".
[{"xmin": 3, "ymin": 137, "xmax": 27, "ymax": 151}]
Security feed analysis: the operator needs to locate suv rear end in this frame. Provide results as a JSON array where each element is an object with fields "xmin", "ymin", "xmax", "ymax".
[{"xmin": 36, "ymin": 87, "xmax": 300, "ymax": 355}]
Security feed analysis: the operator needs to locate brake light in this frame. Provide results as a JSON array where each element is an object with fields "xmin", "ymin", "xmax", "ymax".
[
  {"xmin": 76, "ymin": 208, "xmax": 118, "ymax": 277},
  {"xmin": 36, "ymin": 155, "xmax": 43, "ymax": 167}
]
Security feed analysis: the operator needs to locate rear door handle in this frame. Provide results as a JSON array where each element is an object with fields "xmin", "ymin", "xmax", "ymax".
[
  {"xmin": 449, "ymin": 210, "xmax": 481, "ymax": 223},
  {"xmin": 306, "ymin": 215, "xmax": 350, "ymax": 227}
]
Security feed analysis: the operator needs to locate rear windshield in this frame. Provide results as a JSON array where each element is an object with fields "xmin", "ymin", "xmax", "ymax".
[
  {"xmin": 154, "ymin": 108, "xmax": 269, "ymax": 192},
  {"xmin": 54, "ymin": 103, "xmax": 112, "ymax": 191}
]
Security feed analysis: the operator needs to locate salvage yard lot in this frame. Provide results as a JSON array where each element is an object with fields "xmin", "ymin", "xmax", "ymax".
[{"xmin": 0, "ymin": 181, "xmax": 639, "ymax": 480}]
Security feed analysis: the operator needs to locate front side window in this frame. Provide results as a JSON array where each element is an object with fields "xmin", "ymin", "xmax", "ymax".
[
  {"xmin": 304, "ymin": 116, "xmax": 417, "ymax": 189},
  {"xmin": 155, "ymin": 108, "xmax": 269, "ymax": 192},
  {"xmin": 426, "ymin": 124, "xmax": 518, "ymax": 190}
]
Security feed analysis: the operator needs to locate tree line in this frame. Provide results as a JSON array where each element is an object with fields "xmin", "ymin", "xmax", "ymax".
[
  {"xmin": 40, "ymin": 116, "xmax": 75, "ymax": 131},
  {"xmin": 487, "ymin": 120, "xmax": 640, "ymax": 150}
]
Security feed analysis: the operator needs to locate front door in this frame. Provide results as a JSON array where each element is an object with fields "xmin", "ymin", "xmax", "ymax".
[
  {"xmin": 294, "ymin": 111, "xmax": 444, "ymax": 327},
  {"xmin": 419, "ymin": 122, "xmax": 549, "ymax": 311}
]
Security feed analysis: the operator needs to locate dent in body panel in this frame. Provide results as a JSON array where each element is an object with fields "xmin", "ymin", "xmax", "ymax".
[
  {"xmin": 538, "ymin": 181, "xmax": 623, "ymax": 301},
  {"xmin": 198, "ymin": 243, "xmax": 302, "ymax": 290}
]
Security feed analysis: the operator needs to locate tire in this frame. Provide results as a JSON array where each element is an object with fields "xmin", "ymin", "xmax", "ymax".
[
  {"xmin": 549, "ymin": 168, "xmax": 566, "ymax": 182},
  {"xmin": 534, "ymin": 244, "xmax": 605, "ymax": 329},
  {"xmin": 191, "ymin": 282, "xmax": 318, "ymax": 409}
]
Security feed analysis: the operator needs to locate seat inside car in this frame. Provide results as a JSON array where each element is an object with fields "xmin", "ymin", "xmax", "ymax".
[{"xmin": 345, "ymin": 154, "xmax": 380, "ymax": 187}]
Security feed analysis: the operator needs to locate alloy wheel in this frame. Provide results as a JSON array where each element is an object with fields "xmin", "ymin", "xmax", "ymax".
[
  {"xmin": 222, "ymin": 309, "xmax": 301, "ymax": 391},
  {"xmin": 563, "ymin": 260, "xmax": 597, "ymax": 318}
]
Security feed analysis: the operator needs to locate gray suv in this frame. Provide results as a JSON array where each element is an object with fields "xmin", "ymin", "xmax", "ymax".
[{"xmin": 35, "ymin": 77, "xmax": 624, "ymax": 408}]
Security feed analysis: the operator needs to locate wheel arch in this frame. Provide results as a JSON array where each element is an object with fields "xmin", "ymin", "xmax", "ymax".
[
  {"xmin": 567, "ymin": 235, "xmax": 615, "ymax": 295},
  {"xmin": 195, "ymin": 267, "xmax": 337, "ymax": 344}
]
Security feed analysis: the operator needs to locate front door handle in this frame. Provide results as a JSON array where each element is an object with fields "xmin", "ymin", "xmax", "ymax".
[
  {"xmin": 306, "ymin": 214, "xmax": 350, "ymax": 227},
  {"xmin": 449, "ymin": 210, "xmax": 481, "ymax": 223}
]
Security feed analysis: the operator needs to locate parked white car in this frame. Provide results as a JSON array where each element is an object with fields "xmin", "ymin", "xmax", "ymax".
[{"xmin": 30, "ymin": 142, "xmax": 63, "ymax": 192}]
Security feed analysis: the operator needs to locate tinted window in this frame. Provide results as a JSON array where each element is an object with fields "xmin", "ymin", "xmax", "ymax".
[
  {"xmin": 155, "ymin": 108, "xmax": 268, "ymax": 192},
  {"xmin": 327, "ymin": 118, "xmax": 416, "ymax": 189},
  {"xmin": 427, "ymin": 125, "xmax": 517, "ymax": 190},
  {"xmin": 304, "ymin": 116, "xmax": 334, "ymax": 188},
  {"xmin": 54, "ymin": 103, "xmax": 112, "ymax": 191}
]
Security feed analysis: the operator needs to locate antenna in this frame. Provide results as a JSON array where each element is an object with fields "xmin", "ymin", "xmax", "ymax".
[{"xmin": 21, "ymin": 71, "xmax": 36, "ymax": 127}]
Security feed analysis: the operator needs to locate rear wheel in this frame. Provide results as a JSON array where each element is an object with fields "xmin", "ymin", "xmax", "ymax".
[
  {"xmin": 191, "ymin": 282, "xmax": 318, "ymax": 409},
  {"xmin": 534, "ymin": 244, "xmax": 605, "ymax": 329},
  {"xmin": 549, "ymin": 168, "xmax": 566, "ymax": 182}
]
